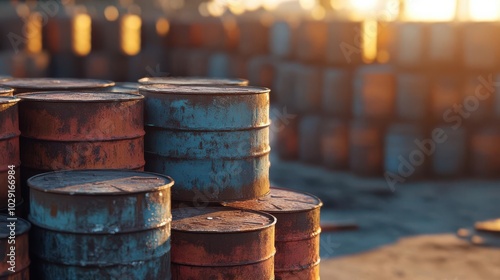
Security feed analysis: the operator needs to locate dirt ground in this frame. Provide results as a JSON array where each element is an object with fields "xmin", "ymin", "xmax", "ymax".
[{"xmin": 270, "ymin": 156, "xmax": 500, "ymax": 280}]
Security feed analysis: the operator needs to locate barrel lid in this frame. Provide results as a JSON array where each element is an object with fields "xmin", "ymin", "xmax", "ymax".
[
  {"xmin": 17, "ymin": 91, "xmax": 143, "ymax": 102},
  {"xmin": 28, "ymin": 170, "xmax": 174, "ymax": 195},
  {"xmin": 475, "ymin": 219, "xmax": 500, "ymax": 234},
  {"xmin": 138, "ymin": 76, "xmax": 249, "ymax": 86},
  {"xmin": 0, "ymin": 86, "xmax": 13, "ymax": 94},
  {"xmin": 0, "ymin": 214, "xmax": 31, "ymax": 238},
  {"xmin": 0, "ymin": 78, "xmax": 115, "ymax": 90},
  {"xmin": 0, "ymin": 96, "xmax": 20, "ymax": 104},
  {"xmin": 140, "ymin": 84, "xmax": 269, "ymax": 96},
  {"xmin": 172, "ymin": 207, "xmax": 276, "ymax": 233},
  {"xmin": 223, "ymin": 188, "xmax": 322, "ymax": 214},
  {"xmin": 113, "ymin": 82, "xmax": 139, "ymax": 90}
]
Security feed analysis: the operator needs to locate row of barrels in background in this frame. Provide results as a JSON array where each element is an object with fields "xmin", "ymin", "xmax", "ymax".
[
  {"xmin": 278, "ymin": 115, "xmax": 500, "ymax": 179},
  {"xmin": 0, "ymin": 77, "xmax": 322, "ymax": 279}
]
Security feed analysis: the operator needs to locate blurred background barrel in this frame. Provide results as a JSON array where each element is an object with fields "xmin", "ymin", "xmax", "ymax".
[
  {"xmin": 141, "ymin": 84, "xmax": 270, "ymax": 202},
  {"xmin": 349, "ymin": 120, "xmax": 385, "ymax": 176},
  {"xmin": 294, "ymin": 65, "xmax": 322, "ymax": 114},
  {"xmin": 138, "ymin": 76, "xmax": 248, "ymax": 86},
  {"xmin": 0, "ymin": 214, "xmax": 30, "ymax": 280},
  {"xmin": 224, "ymin": 188, "xmax": 322, "ymax": 280},
  {"xmin": 0, "ymin": 78, "xmax": 114, "ymax": 94},
  {"xmin": 321, "ymin": 119, "xmax": 349, "ymax": 170},
  {"xmin": 322, "ymin": 69, "xmax": 352, "ymax": 117},
  {"xmin": 298, "ymin": 115, "xmax": 322, "ymax": 164},
  {"xmin": 470, "ymin": 125, "xmax": 500, "ymax": 178},
  {"xmin": 433, "ymin": 125, "xmax": 467, "ymax": 177},
  {"xmin": 171, "ymin": 207, "xmax": 276, "ymax": 279},
  {"xmin": 28, "ymin": 170, "xmax": 173, "ymax": 280},
  {"xmin": 396, "ymin": 73, "xmax": 429, "ymax": 121},
  {"xmin": 384, "ymin": 123, "xmax": 427, "ymax": 180},
  {"xmin": 274, "ymin": 115, "xmax": 299, "ymax": 161}
]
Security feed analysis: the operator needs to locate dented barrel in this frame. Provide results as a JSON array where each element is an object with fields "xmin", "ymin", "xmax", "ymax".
[
  {"xmin": 0, "ymin": 78, "xmax": 114, "ymax": 94},
  {"xmin": 0, "ymin": 214, "xmax": 31, "ymax": 280},
  {"xmin": 171, "ymin": 207, "xmax": 276, "ymax": 280},
  {"xmin": 141, "ymin": 84, "xmax": 270, "ymax": 202},
  {"xmin": 138, "ymin": 76, "xmax": 248, "ymax": 86},
  {"xmin": 224, "ymin": 188, "xmax": 322, "ymax": 280},
  {"xmin": 0, "ymin": 97, "xmax": 21, "ymax": 209},
  {"xmin": 28, "ymin": 170, "xmax": 173, "ymax": 279},
  {"xmin": 0, "ymin": 86, "xmax": 13, "ymax": 97}
]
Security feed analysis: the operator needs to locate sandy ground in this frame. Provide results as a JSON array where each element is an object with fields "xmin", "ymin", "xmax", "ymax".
[{"xmin": 270, "ymin": 156, "xmax": 500, "ymax": 279}]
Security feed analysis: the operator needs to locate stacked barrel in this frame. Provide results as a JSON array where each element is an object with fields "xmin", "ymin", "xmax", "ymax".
[{"xmin": 139, "ymin": 77, "xmax": 322, "ymax": 279}]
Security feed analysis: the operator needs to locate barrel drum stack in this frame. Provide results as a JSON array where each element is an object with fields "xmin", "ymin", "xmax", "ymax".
[
  {"xmin": 28, "ymin": 170, "xmax": 174, "ymax": 279},
  {"xmin": 0, "ymin": 214, "xmax": 31, "ymax": 279}
]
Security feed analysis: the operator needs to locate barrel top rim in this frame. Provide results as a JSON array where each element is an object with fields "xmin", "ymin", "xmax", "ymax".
[
  {"xmin": 172, "ymin": 207, "xmax": 276, "ymax": 233},
  {"xmin": 16, "ymin": 91, "xmax": 144, "ymax": 102},
  {"xmin": 113, "ymin": 82, "xmax": 140, "ymax": 90},
  {"xmin": 28, "ymin": 170, "xmax": 174, "ymax": 195},
  {"xmin": 0, "ymin": 85, "xmax": 13, "ymax": 93},
  {"xmin": 0, "ymin": 214, "xmax": 31, "ymax": 237},
  {"xmin": 0, "ymin": 96, "xmax": 20, "ymax": 104},
  {"xmin": 0, "ymin": 78, "xmax": 115, "ymax": 90},
  {"xmin": 223, "ymin": 187, "xmax": 323, "ymax": 213},
  {"xmin": 138, "ymin": 76, "xmax": 249, "ymax": 86},
  {"xmin": 139, "ymin": 84, "xmax": 270, "ymax": 95}
]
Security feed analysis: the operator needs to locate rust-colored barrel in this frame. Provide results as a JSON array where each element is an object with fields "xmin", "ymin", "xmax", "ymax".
[
  {"xmin": 431, "ymin": 75, "xmax": 461, "ymax": 121},
  {"xmin": 224, "ymin": 188, "xmax": 322, "ymax": 280},
  {"xmin": 273, "ymin": 62, "xmax": 300, "ymax": 112},
  {"xmin": 298, "ymin": 115, "xmax": 322, "ymax": 164},
  {"xmin": 274, "ymin": 115, "xmax": 299, "ymax": 161},
  {"xmin": 0, "ymin": 97, "xmax": 21, "ymax": 209},
  {"xmin": 171, "ymin": 207, "xmax": 276, "ymax": 280},
  {"xmin": 322, "ymin": 68, "xmax": 352, "ymax": 117},
  {"xmin": 321, "ymin": 118, "xmax": 349, "ymax": 170},
  {"xmin": 141, "ymin": 84, "xmax": 270, "ymax": 202},
  {"xmin": 384, "ymin": 123, "xmax": 427, "ymax": 180},
  {"xmin": 353, "ymin": 65, "xmax": 396, "ymax": 120},
  {"xmin": 396, "ymin": 73, "xmax": 429, "ymax": 121},
  {"xmin": 294, "ymin": 64, "xmax": 322, "ymax": 113},
  {"xmin": 394, "ymin": 22, "xmax": 425, "ymax": 68},
  {"xmin": 0, "ymin": 86, "xmax": 13, "ymax": 97},
  {"xmin": 432, "ymin": 125, "xmax": 467, "ymax": 177},
  {"xmin": 295, "ymin": 20, "xmax": 327, "ymax": 62},
  {"xmin": 349, "ymin": 120, "xmax": 385, "ymax": 176},
  {"xmin": 28, "ymin": 170, "xmax": 173, "ymax": 279},
  {"xmin": 0, "ymin": 78, "xmax": 114, "ymax": 94},
  {"xmin": 238, "ymin": 19, "xmax": 270, "ymax": 56},
  {"xmin": 463, "ymin": 74, "xmax": 493, "ymax": 123},
  {"xmin": 0, "ymin": 214, "xmax": 31, "ymax": 280},
  {"xmin": 470, "ymin": 125, "xmax": 500, "ymax": 178},
  {"xmin": 463, "ymin": 22, "xmax": 500, "ymax": 70},
  {"xmin": 326, "ymin": 21, "xmax": 363, "ymax": 65},
  {"xmin": 138, "ymin": 76, "xmax": 248, "ymax": 86}
]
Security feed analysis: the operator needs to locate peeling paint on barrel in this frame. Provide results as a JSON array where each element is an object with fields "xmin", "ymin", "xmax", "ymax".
[
  {"xmin": 28, "ymin": 170, "xmax": 173, "ymax": 279},
  {"xmin": 223, "ymin": 188, "xmax": 322, "ymax": 280},
  {"xmin": 0, "ymin": 214, "xmax": 31, "ymax": 280},
  {"xmin": 140, "ymin": 84, "xmax": 270, "ymax": 202},
  {"xmin": 171, "ymin": 207, "xmax": 276, "ymax": 280}
]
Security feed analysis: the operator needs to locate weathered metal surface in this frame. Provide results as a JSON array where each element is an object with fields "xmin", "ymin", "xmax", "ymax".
[
  {"xmin": 0, "ymin": 215, "xmax": 31, "ymax": 279},
  {"xmin": 0, "ymin": 86, "xmax": 13, "ymax": 97},
  {"xmin": 349, "ymin": 120, "xmax": 385, "ymax": 176},
  {"xmin": 0, "ymin": 97, "xmax": 21, "ymax": 209},
  {"xmin": 298, "ymin": 115, "xmax": 322, "ymax": 163},
  {"xmin": 433, "ymin": 126, "xmax": 467, "ymax": 177},
  {"xmin": 396, "ymin": 73, "xmax": 429, "ymax": 121},
  {"xmin": 224, "ymin": 188, "xmax": 322, "ymax": 280},
  {"xmin": 171, "ymin": 207, "xmax": 276, "ymax": 280},
  {"xmin": 384, "ymin": 123, "xmax": 427, "ymax": 180},
  {"xmin": 138, "ymin": 77, "xmax": 248, "ymax": 86},
  {"xmin": 0, "ymin": 78, "xmax": 114, "ymax": 94},
  {"xmin": 141, "ymin": 85, "xmax": 270, "ymax": 202},
  {"xmin": 110, "ymin": 82, "xmax": 140, "ymax": 94},
  {"xmin": 321, "ymin": 119, "xmax": 349, "ymax": 170},
  {"xmin": 322, "ymin": 69, "xmax": 352, "ymax": 117},
  {"xmin": 353, "ymin": 65, "xmax": 396, "ymax": 120},
  {"xmin": 28, "ymin": 170, "xmax": 173, "ymax": 233},
  {"xmin": 471, "ymin": 125, "xmax": 500, "ymax": 178}
]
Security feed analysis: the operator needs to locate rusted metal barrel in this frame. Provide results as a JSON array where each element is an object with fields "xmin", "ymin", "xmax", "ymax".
[
  {"xmin": 353, "ymin": 65, "xmax": 396, "ymax": 121},
  {"xmin": 0, "ymin": 214, "xmax": 31, "ymax": 280},
  {"xmin": 470, "ymin": 125, "xmax": 500, "ymax": 178},
  {"xmin": 238, "ymin": 19, "xmax": 270, "ymax": 56},
  {"xmin": 463, "ymin": 74, "xmax": 493, "ymax": 123},
  {"xmin": 294, "ymin": 64, "xmax": 322, "ymax": 113},
  {"xmin": 0, "ymin": 86, "xmax": 13, "ymax": 97},
  {"xmin": 394, "ymin": 22, "xmax": 425, "ymax": 68},
  {"xmin": 321, "ymin": 118, "xmax": 349, "ymax": 170},
  {"xmin": 431, "ymin": 75, "xmax": 461, "ymax": 120},
  {"xmin": 295, "ymin": 20, "xmax": 327, "ymax": 62},
  {"xmin": 326, "ymin": 21, "xmax": 363, "ymax": 65},
  {"xmin": 322, "ymin": 68, "xmax": 352, "ymax": 117},
  {"xmin": 299, "ymin": 115, "xmax": 322, "ymax": 164},
  {"xmin": 28, "ymin": 170, "xmax": 173, "ymax": 279},
  {"xmin": 224, "ymin": 187, "xmax": 322, "ymax": 280},
  {"xmin": 463, "ymin": 22, "xmax": 500, "ymax": 70},
  {"xmin": 429, "ymin": 22, "xmax": 459, "ymax": 66},
  {"xmin": 274, "ymin": 116, "xmax": 299, "ymax": 161},
  {"xmin": 396, "ymin": 73, "xmax": 429, "ymax": 121},
  {"xmin": 0, "ymin": 78, "xmax": 114, "ymax": 94},
  {"xmin": 171, "ymin": 207, "xmax": 276, "ymax": 279},
  {"xmin": 138, "ymin": 76, "xmax": 248, "ymax": 86},
  {"xmin": 141, "ymin": 84, "xmax": 270, "ymax": 202},
  {"xmin": 0, "ymin": 97, "xmax": 21, "ymax": 210},
  {"xmin": 432, "ymin": 125, "xmax": 467, "ymax": 177},
  {"xmin": 384, "ymin": 123, "xmax": 427, "ymax": 180},
  {"xmin": 349, "ymin": 120, "xmax": 385, "ymax": 176},
  {"xmin": 273, "ymin": 62, "xmax": 299, "ymax": 112}
]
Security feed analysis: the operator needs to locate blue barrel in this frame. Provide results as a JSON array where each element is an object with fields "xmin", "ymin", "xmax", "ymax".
[
  {"xmin": 432, "ymin": 126, "xmax": 467, "ymax": 177},
  {"xmin": 384, "ymin": 123, "xmax": 426, "ymax": 180},
  {"xmin": 28, "ymin": 170, "xmax": 173, "ymax": 279},
  {"xmin": 140, "ymin": 84, "xmax": 270, "ymax": 202}
]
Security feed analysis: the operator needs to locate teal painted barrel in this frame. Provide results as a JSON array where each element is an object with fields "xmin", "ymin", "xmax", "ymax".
[
  {"xmin": 28, "ymin": 170, "xmax": 174, "ymax": 280},
  {"xmin": 140, "ymin": 84, "xmax": 271, "ymax": 202}
]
